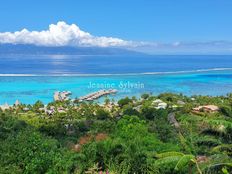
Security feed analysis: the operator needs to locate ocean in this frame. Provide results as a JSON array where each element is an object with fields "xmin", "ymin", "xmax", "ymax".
[{"xmin": 0, "ymin": 55, "xmax": 232, "ymax": 104}]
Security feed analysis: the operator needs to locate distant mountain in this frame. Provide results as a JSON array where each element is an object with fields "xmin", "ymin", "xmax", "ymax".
[{"xmin": 0, "ymin": 44, "xmax": 144, "ymax": 55}]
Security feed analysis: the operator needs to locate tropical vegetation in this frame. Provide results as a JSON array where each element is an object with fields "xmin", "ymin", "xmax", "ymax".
[{"xmin": 0, "ymin": 93, "xmax": 232, "ymax": 173}]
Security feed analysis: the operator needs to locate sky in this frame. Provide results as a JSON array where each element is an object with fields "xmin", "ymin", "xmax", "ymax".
[{"xmin": 0, "ymin": 0, "xmax": 232, "ymax": 54}]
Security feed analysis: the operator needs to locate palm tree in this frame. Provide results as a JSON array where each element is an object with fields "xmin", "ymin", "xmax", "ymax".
[
  {"xmin": 154, "ymin": 151, "xmax": 202, "ymax": 174},
  {"xmin": 155, "ymin": 151, "xmax": 232, "ymax": 174}
]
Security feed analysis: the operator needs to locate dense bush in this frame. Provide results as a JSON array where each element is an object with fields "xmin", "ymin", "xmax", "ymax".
[
  {"xmin": 0, "ymin": 93, "xmax": 232, "ymax": 173},
  {"xmin": 118, "ymin": 97, "xmax": 133, "ymax": 107},
  {"xmin": 0, "ymin": 117, "xmax": 78, "ymax": 173}
]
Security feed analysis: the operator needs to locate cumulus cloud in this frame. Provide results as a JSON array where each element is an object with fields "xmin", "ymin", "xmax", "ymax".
[
  {"xmin": 0, "ymin": 21, "xmax": 231, "ymax": 54},
  {"xmin": 0, "ymin": 21, "xmax": 133, "ymax": 47}
]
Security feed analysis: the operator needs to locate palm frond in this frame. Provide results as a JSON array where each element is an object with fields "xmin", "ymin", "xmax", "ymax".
[
  {"xmin": 211, "ymin": 144, "xmax": 232, "ymax": 153},
  {"xmin": 178, "ymin": 133, "xmax": 193, "ymax": 153},
  {"xmin": 155, "ymin": 151, "xmax": 184, "ymax": 158},
  {"xmin": 195, "ymin": 136, "xmax": 221, "ymax": 147},
  {"xmin": 174, "ymin": 155, "xmax": 195, "ymax": 171},
  {"xmin": 207, "ymin": 119, "xmax": 232, "ymax": 131},
  {"xmin": 155, "ymin": 156, "xmax": 181, "ymax": 166}
]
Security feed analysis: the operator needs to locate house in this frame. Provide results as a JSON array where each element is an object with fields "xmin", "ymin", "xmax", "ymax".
[
  {"xmin": 152, "ymin": 99, "xmax": 163, "ymax": 104},
  {"xmin": 23, "ymin": 107, "xmax": 30, "ymax": 111},
  {"xmin": 193, "ymin": 105, "xmax": 219, "ymax": 113},
  {"xmin": 203, "ymin": 105, "xmax": 219, "ymax": 112},
  {"xmin": 177, "ymin": 100, "xmax": 185, "ymax": 105},
  {"xmin": 152, "ymin": 99, "xmax": 167, "ymax": 109},
  {"xmin": 191, "ymin": 98, "xmax": 196, "ymax": 101},
  {"xmin": 133, "ymin": 105, "xmax": 142, "ymax": 112},
  {"xmin": 156, "ymin": 102, "xmax": 167, "ymax": 109},
  {"xmin": 57, "ymin": 107, "xmax": 66, "ymax": 113}
]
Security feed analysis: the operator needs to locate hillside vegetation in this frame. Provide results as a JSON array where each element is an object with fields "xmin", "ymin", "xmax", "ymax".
[{"xmin": 0, "ymin": 93, "xmax": 232, "ymax": 173}]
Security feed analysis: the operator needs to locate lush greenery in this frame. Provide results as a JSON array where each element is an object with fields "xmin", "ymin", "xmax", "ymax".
[{"xmin": 0, "ymin": 93, "xmax": 232, "ymax": 173}]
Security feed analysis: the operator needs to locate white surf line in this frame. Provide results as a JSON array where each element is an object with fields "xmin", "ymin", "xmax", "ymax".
[{"xmin": 0, "ymin": 68, "xmax": 232, "ymax": 77}]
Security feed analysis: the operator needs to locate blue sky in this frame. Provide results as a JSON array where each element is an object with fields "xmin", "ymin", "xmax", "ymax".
[
  {"xmin": 0, "ymin": 0, "xmax": 231, "ymax": 42},
  {"xmin": 0, "ymin": 0, "xmax": 232, "ymax": 54}
]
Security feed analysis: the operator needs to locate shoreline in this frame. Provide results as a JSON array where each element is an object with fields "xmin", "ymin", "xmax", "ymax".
[{"xmin": 1, "ymin": 91, "xmax": 232, "ymax": 106}]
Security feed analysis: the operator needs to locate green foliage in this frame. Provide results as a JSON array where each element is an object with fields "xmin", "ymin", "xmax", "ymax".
[
  {"xmin": 1, "ymin": 93, "xmax": 232, "ymax": 173},
  {"xmin": 90, "ymin": 120, "xmax": 116, "ymax": 133},
  {"xmin": 211, "ymin": 144, "xmax": 232, "ymax": 156},
  {"xmin": 141, "ymin": 93, "xmax": 150, "ymax": 99},
  {"xmin": 79, "ymin": 115, "xmax": 179, "ymax": 173},
  {"xmin": 33, "ymin": 100, "xmax": 44, "ymax": 110},
  {"xmin": 95, "ymin": 108, "xmax": 110, "ymax": 120},
  {"xmin": 122, "ymin": 105, "xmax": 140, "ymax": 116},
  {"xmin": 155, "ymin": 152, "xmax": 198, "ymax": 174},
  {"xmin": 0, "ymin": 123, "xmax": 77, "ymax": 173},
  {"xmin": 118, "ymin": 97, "xmax": 133, "ymax": 107},
  {"xmin": 220, "ymin": 106, "xmax": 232, "ymax": 118},
  {"xmin": 147, "ymin": 109, "xmax": 177, "ymax": 143},
  {"xmin": 141, "ymin": 106, "xmax": 156, "ymax": 120}
]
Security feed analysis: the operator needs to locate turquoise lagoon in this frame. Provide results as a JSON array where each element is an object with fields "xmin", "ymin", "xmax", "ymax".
[
  {"xmin": 1, "ymin": 55, "xmax": 232, "ymax": 104},
  {"xmin": 1, "ymin": 70, "xmax": 232, "ymax": 104}
]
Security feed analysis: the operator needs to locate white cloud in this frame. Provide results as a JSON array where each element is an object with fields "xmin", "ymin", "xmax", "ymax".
[
  {"xmin": 0, "ymin": 21, "xmax": 231, "ymax": 54},
  {"xmin": 0, "ymin": 21, "xmax": 132, "ymax": 47}
]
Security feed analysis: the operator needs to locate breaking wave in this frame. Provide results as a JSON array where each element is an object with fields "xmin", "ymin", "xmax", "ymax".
[{"xmin": 0, "ymin": 68, "xmax": 232, "ymax": 77}]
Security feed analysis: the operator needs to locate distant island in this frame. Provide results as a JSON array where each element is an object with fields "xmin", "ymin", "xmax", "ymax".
[{"xmin": 0, "ymin": 44, "xmax": 144, "ymax": 55}]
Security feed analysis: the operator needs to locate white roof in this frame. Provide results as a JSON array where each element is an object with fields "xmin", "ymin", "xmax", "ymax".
[{"xmin": 153, "ymin": 99, "xmax": 163, "ymax": 104}]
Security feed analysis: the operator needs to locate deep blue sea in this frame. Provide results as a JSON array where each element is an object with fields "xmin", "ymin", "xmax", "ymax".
[{"xmin": 0, "ymin": 55, "xmax": 232, "ymax": 104}]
